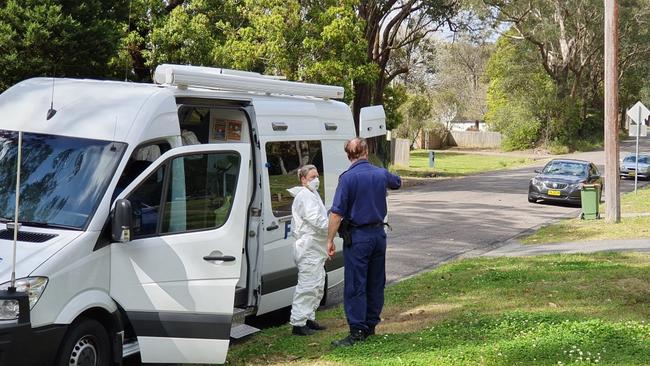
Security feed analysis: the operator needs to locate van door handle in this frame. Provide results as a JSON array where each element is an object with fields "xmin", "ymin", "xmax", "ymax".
[
  {"xmin": 266, "ymin": 224, "xmax": 279, "ymax": 231},
  {"xmin": 203, "ymin": 255, "xmax": 236, "ymax": 262}
]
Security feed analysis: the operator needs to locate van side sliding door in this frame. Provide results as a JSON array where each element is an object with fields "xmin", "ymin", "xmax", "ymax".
[{"xmin": 110, "ymin": 144, "xmax": 250, "ymax": 364}]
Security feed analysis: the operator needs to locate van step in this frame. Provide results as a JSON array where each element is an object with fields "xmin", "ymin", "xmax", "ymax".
[
  {"xmin": 230, "ymin": 324, "xmax": 260, "ymax": 339},
  {"xmin": 232, "ymin": 307, "xmax": 254, "ymax": 324},
  {"xmin": 122, "ymin": 340, "xmax": 140, "ymax": 358}
]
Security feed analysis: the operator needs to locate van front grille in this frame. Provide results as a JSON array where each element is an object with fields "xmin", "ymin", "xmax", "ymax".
[{"xmin": 0, "ymin": 229, "xmax": 57, "ymax": 243}]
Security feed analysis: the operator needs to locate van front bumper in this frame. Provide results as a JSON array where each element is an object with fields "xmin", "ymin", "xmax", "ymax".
[
  {"xmin": 0, "ymin": 321, "xmax": 67, "ymax": 366},
  {"xmin": 0, "ymin": 290, "xmax": 67, "ymax": 366}
]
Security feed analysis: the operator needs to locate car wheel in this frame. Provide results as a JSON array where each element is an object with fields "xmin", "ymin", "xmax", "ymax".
[
  {"xmin": 55, "ymin": 318, "xmax": 111, "ymax": 366},
  {"xmin": 528, "ymin": 195, "xmax": 537, "ymax": 203}
]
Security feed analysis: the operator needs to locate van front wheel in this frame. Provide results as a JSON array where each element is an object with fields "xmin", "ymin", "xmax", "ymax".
[{"xmin": 56, "ymin": 318, "xmax": 110, "ymax": 366}]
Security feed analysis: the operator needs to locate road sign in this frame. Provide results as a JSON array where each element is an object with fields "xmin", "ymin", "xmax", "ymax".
[
  {"xmin": 626, "ymin": 101, "xmax": 650, "ymax": 193},
  {"xmin": 627, "ymin": 101, "xmax": 650, "ymax": 124},
  {"xmin": 630, "ymin": 125, "xmax": 648, "ymax": 137},
  {"xmin": 627, "ymin": 101, "xmax": 650, "ymax": 137}
]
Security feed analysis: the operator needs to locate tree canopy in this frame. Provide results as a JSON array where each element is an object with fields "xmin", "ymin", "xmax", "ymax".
[
  {"xmin": 0, "ymin": 0, "xmax": 129, "ymax": 90},
  {"xmin": 3, "ymin": 0, "xmax": 650, "ymax": 153},
  {"xmin": 478, "ymin": 0, "xmax": 650, "ymax": 150}
]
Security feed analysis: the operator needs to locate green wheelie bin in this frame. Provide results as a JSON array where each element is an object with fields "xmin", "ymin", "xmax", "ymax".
[{"xmin": 580, "ymin": 184, "xmax": 600, "ymax": 220}]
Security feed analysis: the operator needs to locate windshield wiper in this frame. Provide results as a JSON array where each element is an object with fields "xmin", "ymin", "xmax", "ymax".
[
  {"xmin": 0, "ymin": 217, "xmax": 11, "ymax": 223},
  {"xmin": 15, "ymin": 221, "xmax": 81, "ymax": 231}
]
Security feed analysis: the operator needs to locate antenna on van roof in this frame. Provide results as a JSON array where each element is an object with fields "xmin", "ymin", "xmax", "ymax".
[
  {"xmin": 8, "ymin": 131, "xmax": 24, "ymax": 292},
  {"xmin": 110, "ymin": 116, "xmax": 118, "ymax": 151},
  {"xmin": 46, "ymin": 73, "xmax": 57, "ymax": 120}
]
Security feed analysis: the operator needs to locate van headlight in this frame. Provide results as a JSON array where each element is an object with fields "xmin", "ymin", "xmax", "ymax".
[
  {"xmin": 531, "ymin": 178, "xmax": 543, "ymax": 187},
  {"xmin": 0, "ymin": 277, "xmax": 48, "ymax": 313}
]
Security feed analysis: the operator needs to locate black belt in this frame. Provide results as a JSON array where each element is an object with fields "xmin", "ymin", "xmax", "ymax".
[{"xmin": 351, "ymin": 222, "xmax": 389, "ymax": 229}]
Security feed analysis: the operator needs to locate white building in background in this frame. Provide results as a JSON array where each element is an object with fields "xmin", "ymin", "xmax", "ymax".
[{"xmin": 448, "ymin": 119, "xmax": 488, "ymax": 132}]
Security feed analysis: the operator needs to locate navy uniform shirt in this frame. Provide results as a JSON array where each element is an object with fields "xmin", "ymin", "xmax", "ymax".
[{"xmin": 331, "ymin": 160, "xmax": 401, "ymax": 225}]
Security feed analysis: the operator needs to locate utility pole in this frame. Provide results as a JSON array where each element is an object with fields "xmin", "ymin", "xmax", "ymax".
[{"xmin": 604, "ymin": 0, "xmax": 620, "ymax": 222}]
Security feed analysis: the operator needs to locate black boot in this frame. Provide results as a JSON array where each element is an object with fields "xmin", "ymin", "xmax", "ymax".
[
  {"xmin": 292, "ymin": 325, "xmax": 315, "ymax": 336},
  {"xmin": 368, "ymin": 325, "xmax": 375, "ymax": 336},
  {"xmin": 306, "ymin": 320, "xmax": 327, "ymax": 331},
  {"xmin": 331, "ymin": 329, "xmax": 366, "ymax": 347}
]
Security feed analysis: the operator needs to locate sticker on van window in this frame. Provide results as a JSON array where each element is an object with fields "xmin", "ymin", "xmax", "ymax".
[
  {"xmin": 226, "ymin": 120, "xmax": 242, "ymax": 141},
  {"xmin": 211, "ymin": 119, "xmax": 227, "ymax": 141},
  {"xmin": 210, "ymin": 118, "xmax": 242, "ymax": 142},
  {"xmin": 284, "ymin": 221, "xmax": 292, "ymax": 239}
]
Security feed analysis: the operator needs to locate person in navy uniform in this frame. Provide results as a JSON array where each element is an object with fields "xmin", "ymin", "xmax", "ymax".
[{"xmin": 326, "ymin": 137, "xmax": 401, "ymax": 347}]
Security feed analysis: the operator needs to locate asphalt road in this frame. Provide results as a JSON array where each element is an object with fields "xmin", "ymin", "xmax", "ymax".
[{"xmin": 385, "ymin": 138, "xmax": 650, "ymax": 283}]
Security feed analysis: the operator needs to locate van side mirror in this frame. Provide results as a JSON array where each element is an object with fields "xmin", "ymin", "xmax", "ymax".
[
  {"xmin": 359, "ymin": 105, "xmax": 386, "ymax": 138},
  {"xmin": 112, "ymin": 199, "xmax": 133, "ymax": 243},
  {"xmin": 534, "ymin": 169, "xmax": 541, "ymax": 174}
]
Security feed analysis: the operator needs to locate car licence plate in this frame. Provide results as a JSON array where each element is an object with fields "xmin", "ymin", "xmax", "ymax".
[
  {"xmin": 547, "ymin": 189, "xmax": 561, "ymax": 196},
  {"xmin": 629, "ymin": 171, "xmax": 636, "ymax": 177}
]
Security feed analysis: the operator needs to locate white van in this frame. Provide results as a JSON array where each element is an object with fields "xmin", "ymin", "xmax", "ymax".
[{"xmin": 0, "ymin": 64, "xmax": 387, "ymax": 365}]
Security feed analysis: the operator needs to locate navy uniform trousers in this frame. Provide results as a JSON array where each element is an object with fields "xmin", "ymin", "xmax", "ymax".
[{"xmin": 343, "ymin": 226, "xmax": 387, "ymax": 334}]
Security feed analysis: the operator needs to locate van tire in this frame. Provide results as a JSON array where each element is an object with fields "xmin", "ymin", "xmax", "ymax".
[{"xmin": 55, "ymin": 318, "xmax": 111, "ymax": 366}]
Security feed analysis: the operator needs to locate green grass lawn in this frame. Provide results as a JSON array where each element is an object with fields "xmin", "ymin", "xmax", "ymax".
[
  {"xmin": 522, "ymin": 185, "xmax": 650, "ymax": 244},
  {"xmin": 225, "ymin": 253, "xmax": 650, "ymax": 365},
  {"xmin": 619, "ymin": 179, "xmax": 650, "ymax": 214},
  {"xmin": 391, "ymin": 150, "xmax": 537, "ymax": 178}
]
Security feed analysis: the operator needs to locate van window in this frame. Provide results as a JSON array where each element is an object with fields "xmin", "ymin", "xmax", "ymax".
[
  {"xmin": 178, "ymin": 106, "xmax": 248, "ymax": 144},
  {"xmin": 126, "ymin": 151, "xmax": 240, "ymax": 238},
  {"xmin": 113, "ymin": 141, "xmax": 171, "ymax": 202},
  {"xmin": 0, "ymin": 131, "xmax": 126, "ymax": 230},
  {"xmin": 162, "ymin": 152, "xmax": 240, "ymax": 233},
  {"xmin": 128, "ymin": 165, "xmax": 166, "ymax": 238},
  {"xmin": 179, "ymin": 107, "xmax": 211, "ymax": 144},
  {"xmin": 265, "ymin": 140, "xmax": 324, "ymax": 217}
]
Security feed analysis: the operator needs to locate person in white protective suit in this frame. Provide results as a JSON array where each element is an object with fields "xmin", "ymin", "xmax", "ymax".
[{"xmin": 287, "ymin": 164, "xmax": 329, "ymax": 336}]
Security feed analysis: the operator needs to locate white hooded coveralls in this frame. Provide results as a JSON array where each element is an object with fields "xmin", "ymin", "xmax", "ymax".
[{"xmin": 288, "ymin": 186, "xmax": 329, "ymax": 327}]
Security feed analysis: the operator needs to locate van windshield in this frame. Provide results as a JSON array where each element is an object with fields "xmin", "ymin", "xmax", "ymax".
[{"xmin": 0, "ymin": 131, "xmax": 126, "ymax": 230}]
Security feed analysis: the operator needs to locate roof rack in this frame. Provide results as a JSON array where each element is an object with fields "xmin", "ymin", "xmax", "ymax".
[{"xmin": 153, "ymin": 64, "xmax": 344, "ymax": 99}]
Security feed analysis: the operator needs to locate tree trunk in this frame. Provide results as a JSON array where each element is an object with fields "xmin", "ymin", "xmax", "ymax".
[
  {"xmin": 353, "ymin": 80, "xmax": 372, "ymax": 134},
  {"xmin": 372, "ymin": 74, "xmax": 386, "ymax": 106}
]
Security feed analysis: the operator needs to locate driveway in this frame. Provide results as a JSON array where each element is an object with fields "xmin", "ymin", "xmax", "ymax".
[{"xmin": 386, "ymin": 138, "xmax": 650, "ymax": 283}]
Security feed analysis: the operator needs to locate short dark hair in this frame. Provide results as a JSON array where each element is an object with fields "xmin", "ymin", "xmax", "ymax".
[{"xmin": 344, "ymin": 138, "xmax": 368, "ymax": 160}]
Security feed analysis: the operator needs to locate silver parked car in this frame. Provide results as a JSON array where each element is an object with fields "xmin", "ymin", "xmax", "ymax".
[{"xmin": 619, "ymin": 153, "xmax": 650, "ymax": 180}]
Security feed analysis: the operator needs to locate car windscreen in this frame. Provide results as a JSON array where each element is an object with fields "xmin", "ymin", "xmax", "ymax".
[
  {"xmin": 542, "ymin": 161, "xmax": 588, "ymax": 177},
  {"xmin": 0, "ymin": 131, "xmax": 126, "ymax": 230},
  {"xmin": 623, "ymin": 155, "xmax": 649, "ymax": 164}
]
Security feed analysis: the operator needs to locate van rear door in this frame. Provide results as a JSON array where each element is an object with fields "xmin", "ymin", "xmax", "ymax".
[{"xmin": 110, "ymin": 143, "xmax": 250, "ymax": 364}]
